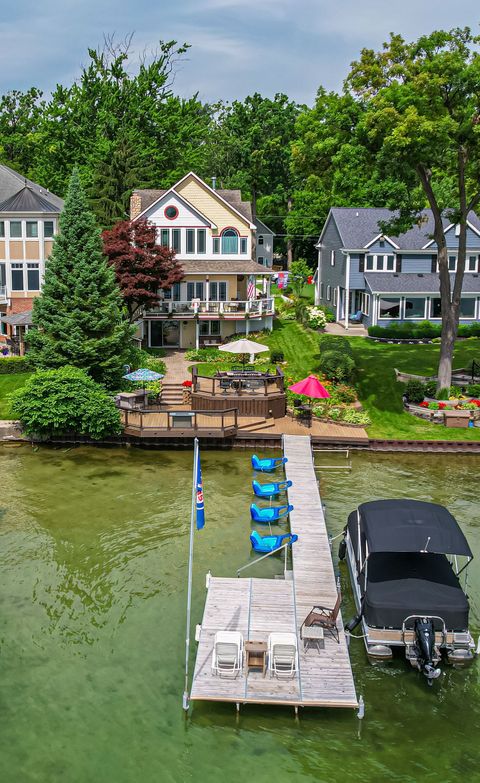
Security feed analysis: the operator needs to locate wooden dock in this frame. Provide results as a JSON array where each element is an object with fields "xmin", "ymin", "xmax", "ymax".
[{"xmin": 189, "ymin": 434, "xmax": 357, "ymax": 710}]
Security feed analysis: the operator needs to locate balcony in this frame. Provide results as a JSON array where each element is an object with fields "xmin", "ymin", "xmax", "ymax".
[
  {"xmin": 121, "ymin": 407, "xmax": 238, "ymax": 439},
  {"xmin": 145, "ymin": 299, "xmax": 275, "ymax": 319},
  {"xmin": 0, "ymin": 286, "xmax": 7, "ymax": 303}
]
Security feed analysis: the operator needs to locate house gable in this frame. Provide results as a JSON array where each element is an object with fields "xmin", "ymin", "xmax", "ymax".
[
  {"xmin": 139, "ymin": 191, "xmax": 214, "ymax": 228},
  {"xmin": 174, "ymin": 173, "xmax": 253, "ymax": 234}
]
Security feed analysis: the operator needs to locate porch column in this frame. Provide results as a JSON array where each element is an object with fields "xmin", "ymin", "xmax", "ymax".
[
  {"xmin": 205, "ymin": 276, "xmax": 209, "ymax": 304},
  {"xmin": 344, "ymin": 253, "xmax": 350, "ymax": 330},
  {"xmin": 195, "ymin": 319, "xmax": 200, "ymax": 350},
  {"xmin": 262, "ymin": 276, "xmax": 267, "ymax": 294}
]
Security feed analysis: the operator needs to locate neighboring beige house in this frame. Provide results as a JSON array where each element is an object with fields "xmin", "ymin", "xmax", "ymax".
[
  {"xmin": 130, "ymin": 172, "xmax": 274, "ymax": 349},
  {"xmin": 0, "ymin": 164, "xmax": 63, "ymax": 353}
]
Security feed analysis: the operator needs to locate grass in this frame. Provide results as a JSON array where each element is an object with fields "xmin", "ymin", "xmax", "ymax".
[{"xmin": 0, "ymin": 373, "xmax": 31, "ymax": 419}]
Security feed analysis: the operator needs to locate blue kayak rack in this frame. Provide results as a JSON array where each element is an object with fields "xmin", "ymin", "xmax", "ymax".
[
  {"xmin": 250, "ymin": 530, "xmax": 298, "ymax": 554},
  {"xmin": 250, "ymin": 503, "xmax": 293, "ymax": 523},
  {"xmin": 251, "ymin": 455, "xmax": 288, "ymax": 473},
  {"xmin": 252, "ymin": 479, "xmax": 292, "ymax": 498}
]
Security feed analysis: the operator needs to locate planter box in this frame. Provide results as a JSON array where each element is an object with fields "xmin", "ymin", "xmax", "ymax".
[{"xmin": 443, "ymin": 411, "xmax": 471, "ymax": 428}]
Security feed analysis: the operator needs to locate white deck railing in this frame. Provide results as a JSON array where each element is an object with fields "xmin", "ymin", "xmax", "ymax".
[{"xmin": 146, "ymin": 299, "xmax": 275, "ymax": 317}]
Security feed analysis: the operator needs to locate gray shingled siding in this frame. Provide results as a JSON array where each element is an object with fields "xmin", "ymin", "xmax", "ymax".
[
  {"xmin": 444, "ymin": 226, "xmax": 480, "ymax": 250},
  {"xmin": 349, "ymin": 254, "xmax": 365, "ymax": 289},
  {"xmin": 317, "ymin": 215, "xmax": 346, "ymax": 316},
  {"xmin": 401, "ymin": 254, "xmax": 433, "ymax": 273},
  {"xmin": 364, "ymin": 239, "xmax": 397, "ymax": 254}
]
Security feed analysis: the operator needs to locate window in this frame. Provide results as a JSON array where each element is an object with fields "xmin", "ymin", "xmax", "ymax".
[
  {"xmin": 186, "ymin": 229, "xmax": 195, "ymax": 254},
  {"xmin": 320, "ymin": 282, "xmax": 324, "ymax": 299},
  {"xmin": 431, "ymin": 298, "xmax": 442, "ymax": 318},
  {"xmin": 467, "ymin": 255, "xmax": 478, "ymax": 272},
  {"xmin": 333, "ymin": 288, "xmax": 338, "ymax": 306},
  {"xmin": 163, "ymin": 283, "xmax": 181, "ymax": 301},
  {"xmin": 172, "ymin": 229, "xmax": 181, "ymax": 252},
  {"xmin": 0, "ymin": 221, "xmax": 4, "ymax": 238},
  {"xmin": 361, "ymin": 292, "xmax": 370, "ymax": 315},
  {"xmin": 212, "ymin": 237, "xmax": 220, "ymax": 254},
  {"xmin": 221, "ymin": 228, "xmax": 238, "ymax": 254},
  {"xmin": 26, "ymin": 221, "xmax": 38, "ymax": 238},
  {"xmin": 11, "ymin": 262, "xmax": 24, "ymax": 291},
  {"xmin": 258, "ymin": 256, "xmax": 264, "ymax": 266},
  {"xmin": 404, "ymin": 297, "xmax": 426, "ymax": 319},
  {"xmin": 330, "ymin": 250, "xmax": 335, "ymax": 266},
  {"xmin": 460, "ymin": 298, "xmax": 476, "ymax": 319},
  {"xmin": 366, "ymin": 254, "xmax": 395, "ymax": 271},
  {"xmin": 326, "ymin": 285, "xmax": 331, "ymax": 301},
  {"xmin": 448, "ymin": 255, "xmax": 456, "ymax": 271},
  {"xmin": 379, "ymin": 296, "xmax": 400, "ymax": 319},
  {"xmin": 187, "ymin": 282, "xmax": 204, "ymax": 299},
  {"xmin": 27, "ymin": 262, "xmax": 40, "ymax": 290},
  {"xmin": 44, "ymin": 221, "xmax": 54, "ymax": 238},
  {"xmin": 197, "ymin": 229, "xmax": 206, "ymax": 254},
  {"xmin": 164, "ymin": 205, "xmax": 178, "ymax": 220},
  {"xmin": 379, "ymin": 240, "xmax": 385, "ymax": 248},
  {"xmin": 10, "ymin": 221, "xmax": 22, "ymax": 238},
  {"xmin": 209, "ymin": 282, "xmax": 227, "ymax": 301},
  {"xmin": 199, "ymin": 321, "xmax": 221, "ymax": 336},
  {"xmin": 160, "ymin": 229, "xmax": 170, "ymax": 247},
  {"xmin": 0, "ymin": 262, "xmax": 5, "ymax": 287},
  {"xmin": 240, "ymin": 237, "xmax": 247, "ymax": 254}
]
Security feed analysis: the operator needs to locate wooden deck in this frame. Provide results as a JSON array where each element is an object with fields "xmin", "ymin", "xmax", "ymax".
[{"xmin": 189, "ymin": 434, "xmax": 358, "ymax": 710}]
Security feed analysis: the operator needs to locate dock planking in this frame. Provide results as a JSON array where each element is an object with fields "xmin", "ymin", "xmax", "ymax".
[{"xmin": 189, "ymin": 434, "xmax": 358, "ymax": 709}]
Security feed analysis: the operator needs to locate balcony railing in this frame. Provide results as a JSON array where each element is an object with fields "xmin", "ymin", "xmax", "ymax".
[
  {"xmin": 0, "ymin": 286, "xmax": 7, "ymax": 302},
  {"xmin": 145, "ymin": 299, "xmax": 275, "ymax": 318},
  {"xmin": 192, "ymin": 366, "xmax": 285, "ymax": 397},
  {"xmin": 121, "ymin": 407, "xmax": 238, "ymax": 437}
]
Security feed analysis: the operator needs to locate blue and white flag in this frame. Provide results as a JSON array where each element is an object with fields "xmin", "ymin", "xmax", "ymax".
[{"xmin": 195, "ymin": 445, "xmax": 205, "ymax": 530}]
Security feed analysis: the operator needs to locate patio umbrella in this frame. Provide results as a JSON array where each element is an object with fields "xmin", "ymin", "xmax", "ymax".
[
  {"xmin": 219, "ymin": 339, "xmax": 269, "ymax": 367},
  {"xmin": 288, "ymin": 375, "xmax": 330, "ymax": 406},
  {"xmin": 123, "ymin": 368, "xmax": 165, "ymax": 394}
]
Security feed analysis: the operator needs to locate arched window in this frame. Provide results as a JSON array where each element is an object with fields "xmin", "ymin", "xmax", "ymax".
[{"xmin": 221, "ymin": 228, "xmax": 239, "ymax": 254}]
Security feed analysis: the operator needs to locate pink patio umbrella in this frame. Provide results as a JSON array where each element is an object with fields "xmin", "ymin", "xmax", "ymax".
[{"xmin": 288, "ymin": 375, "xmax": 330, "ymax": 406}]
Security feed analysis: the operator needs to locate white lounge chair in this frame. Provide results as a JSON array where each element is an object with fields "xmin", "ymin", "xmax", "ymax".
[
  {"xmin": 267, "ymin": 632, "xmax": 298, "ymax": 678},
  {"xmin": 211, "ymin": 631, "xmax": 244, "ymax": 677}
]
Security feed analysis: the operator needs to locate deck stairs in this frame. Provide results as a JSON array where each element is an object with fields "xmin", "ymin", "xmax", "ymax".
[
  {"xmin": 161, "ymin": 383, "xmax": 184, "ymax": 406},
  {"xmin": 237, "ymin": 416, "xmax": 276, "ymax": 432}
]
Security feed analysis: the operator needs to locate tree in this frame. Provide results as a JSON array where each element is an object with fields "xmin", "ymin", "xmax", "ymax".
[
  {"xmin": 289, "ymin": 259, "xmax": 311, "ymax": 297},
  {"xmin": 346, "ymin": 28, "xmax": 480, "ymax": 390},
  {"xmin": 28, "ymin": 169, "xmax": 134, "ymax": 387},
  {"xmin": 10, "ymin": 366, "xmax": 122, "ymax": 439},
  {"xmin": 0, "ymin": 88, "xmax": 44, "ymax": 174},
  {"xmin": 102, "ymin": 218, "xmax": 183, "ymax": 321}
]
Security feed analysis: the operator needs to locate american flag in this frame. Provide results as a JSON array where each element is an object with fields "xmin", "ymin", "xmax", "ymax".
[{"xmin": 247, "ymin": 275, "xmax": 256, "ymax": 299}]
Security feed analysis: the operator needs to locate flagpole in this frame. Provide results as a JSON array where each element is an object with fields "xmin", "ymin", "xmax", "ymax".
[{"xmin": 183, "ymin": 437, "xmax": 198, "ymax": 711}]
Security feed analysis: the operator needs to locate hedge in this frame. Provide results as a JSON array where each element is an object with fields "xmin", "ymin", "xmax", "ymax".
[
  {"xmin": 318, "ymin": 334, "xmax": 354, "ymax": 357},
  {"xmin": 368, "ymin": 321, "xmax": 480, "ymax": 340},
  {"xmin": 0, "ymin": 356, "xmax": 33, "ymax": 374}
]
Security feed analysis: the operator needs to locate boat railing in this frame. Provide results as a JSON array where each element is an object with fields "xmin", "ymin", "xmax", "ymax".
[{"xmin": 401, "ymin": 615, "xmax": 447, "ymax": 645}]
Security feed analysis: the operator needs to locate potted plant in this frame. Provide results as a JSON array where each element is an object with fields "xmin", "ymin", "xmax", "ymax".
[{"xmin": 182, "ymin": 379, "xmax": 193, "ymax": 404}]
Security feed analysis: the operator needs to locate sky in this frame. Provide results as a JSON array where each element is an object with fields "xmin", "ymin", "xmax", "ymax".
[{"xmin": 0, "ymin": 0, "xmax": 478, "ymax": 105}]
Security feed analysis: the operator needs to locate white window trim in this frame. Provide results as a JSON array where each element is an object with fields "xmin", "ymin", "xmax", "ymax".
[
  {"xmin": 403, "ymin": 296, "xmax": 427, "ymax": 320},
  {"xmin": 330, "ymin": 249, "xmax": 335, "ymax": 266},
  {"xmin": 326, "ymin": 284, "xmax": 331, "ymax": 301},
  {"xmin": 377, "ymin": 295, "xmax": 401, "ymax": 320},
  {"xmin": 436, "ymin": 254, "xmax": 479, "ymax": 273},
  {"xmin": 333, "ymin": 288, "xmax": 338, "ymax": 306},
  {"xmin": 365, "ymin": 253, "xmax": 395, "ymax": 272},
  {"xmin": 361, "ymin": 292, "xmax": 370, "ymax": 316},
  {"xmin": 364, "ymin": 233, "xmax": 400, "ymax": 250}
]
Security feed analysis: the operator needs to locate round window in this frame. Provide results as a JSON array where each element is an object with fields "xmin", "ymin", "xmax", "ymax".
[{"xmin": 164, "ymin": 205, "xmax": 179, "ymax": 220}]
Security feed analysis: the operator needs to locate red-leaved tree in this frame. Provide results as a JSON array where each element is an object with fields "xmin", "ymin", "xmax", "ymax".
[{"xmin": 102, "ymin": 219, "xmax": 183, "ymax": 322}]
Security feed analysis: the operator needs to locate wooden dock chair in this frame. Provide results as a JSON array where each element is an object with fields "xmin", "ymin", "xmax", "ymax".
[
  {"xmin": 211, "ymin": 631, "xmax": 244, "ymax": 677},
  {"xmin": 267, "ymin": 633, "xmax": 298, "ymax": 678},
  {"xmin": 301, "ymin": 590, "xmax": 342, "ymax": 644}
]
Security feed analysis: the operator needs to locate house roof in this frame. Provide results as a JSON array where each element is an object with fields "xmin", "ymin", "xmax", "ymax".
[
  {"xmin": 0, "ymin": 164, "xmax": 63, "ymax": 212},
  {"xmin": 133, "ymin": 185, "xmax": 253, "ymax": 223},
  {"xmin": 0, "ymin": 186, "xmax": 60, "ymax": 213},
  {"xmin": 0, "ymin": 309, "xmax": 33, "ymax": 326},
  {"xmin": 180, "ymin": 259, "xmax": 273, "ymax": 275},
  {"xmin": 255, "ymin": 217, "xmax": 276, "ymax": 236},
  {"xmin": 325, "ymin": 207, "xmax": 480, "ymax": 251},
  {"xmin": 364, "ymin": 272, "xmax": 480, "ymax": 294}
]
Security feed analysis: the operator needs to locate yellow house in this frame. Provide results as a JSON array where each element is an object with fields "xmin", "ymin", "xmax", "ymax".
[{"xmin": 130, "ymin": 172, "xmax": 274, "ymax": 350}]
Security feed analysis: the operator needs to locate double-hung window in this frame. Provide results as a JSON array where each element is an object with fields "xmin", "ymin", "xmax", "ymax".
[
  {"xmin": 467, "ymin": 255, "xmax": 478, "ymax": 272},
  {"xmin": 0, "ymin": 221, "xmax": 5, "ymax": 238},
  {"xmin": 213, "ymin": 237, "xmax": 220, "ymax": 254},
  {"xmin": 172, "ymin": 229, "xmax": 181, "ymax": 252},
  {"xmin": 163, "ymin": 283, "xmax": 181, "ymax": 301},
  {"xmin": 199, "ymin": 321, "xmax": 221, "ymax": 336},
  {"xmin": 209, "ymin": 282, "xmax": 227, "ymax": 301},
  {"xmin": 448, "ymin": 255, "xmax": 457, "ymax": 272},
  {"xmin": 10, "ymin": 221, "xmax": 22, "ymax": 238},
  {"xmin": 187, "ymin": 282, "xmax": 204, "ymax": 300},
  {"xmin": 11, "ymin": 263, "xmax": 24, "ymax": 291},
  {"xmin": 44, "ymin": 221, "xmax": 54, "ymax": 238},
  {"xmin": 160, "ymin": 229, "xmax": 170, "ymax": 247},
  {"xmin": 197, "ymin": 229, "xmax": 206, "ymax": 254},
  {"xmin": 0, "ymin": 262, "xmax": 5, "ymax": 288},
  {"xmin": 240, "ymin": 237, "xmax": 248, "ymax": 254},
  {"xmin": 27, "ymin": 263, "xmax": 40, "ymax": 290},
  {"xmin": 366, "ymin": 254, "xmax": 395, "ymax": 271},
  {"xmin": 26, "ymin": 221, "xmax": 38, "ymax": 238},
  {"xmin": 186, "ymin": 230, "xmax": 195, "ymax": 254}
]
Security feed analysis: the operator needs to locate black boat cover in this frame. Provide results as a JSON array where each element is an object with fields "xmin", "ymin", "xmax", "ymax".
[
  {"xmin": 357, "ymin": 500, "xmax": 473, "ymax": 557},
  {"xmin": 363, "ymin": 552, "xmax": 469, "ymax": 631}
]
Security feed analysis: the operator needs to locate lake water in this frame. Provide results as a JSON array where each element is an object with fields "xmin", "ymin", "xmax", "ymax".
[{"xmin": 0, "ymin": 444, "xmax": 479, "ymax": 783}]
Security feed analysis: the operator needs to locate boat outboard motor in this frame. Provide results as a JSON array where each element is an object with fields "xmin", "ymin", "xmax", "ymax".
[
  {"xmin": 338, "ymin": 537, "xmax": 347, "ymax": 560},
  {"xmin": 414, "ymin": 618, "xmax": 441, "ymax": 684}
]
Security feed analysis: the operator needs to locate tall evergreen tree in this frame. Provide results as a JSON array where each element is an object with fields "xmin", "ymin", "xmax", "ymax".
[{"xmin": 28, "ymin": 169, "xmax": 134, "ymax": 387}]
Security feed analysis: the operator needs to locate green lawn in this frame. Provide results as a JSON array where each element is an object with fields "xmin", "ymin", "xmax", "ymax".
[{"xmin": 0, "ymin": 373, "xmax": 31, "ymax": 419}]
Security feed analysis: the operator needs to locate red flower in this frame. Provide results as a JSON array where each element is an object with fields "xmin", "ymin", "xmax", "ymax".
[
  {"xmin": 419, "ymin": 401, "xmax": 429, "ymax": 408},
  {"xmin": 471, "ymin": 399, "xmax": 480, "ymax": 407},
  {"xmin": 182, "ymin": 380, "xmax": 192, "ymax": 387},
  {"xmin": 438, "ymin": 402, "xmax": 446, "ymax": 410}
]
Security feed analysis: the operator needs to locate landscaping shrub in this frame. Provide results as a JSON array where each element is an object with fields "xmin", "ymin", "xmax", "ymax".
[
  {"xmin": 305, "ymin": 306, "xmax": 327, "ymax": 330},
  {"xmin": 185, "ymin": 347, "xmax": 223, "ymax": 362},
  {"xmin": 368, "ymin": 321, "xmax": 443, "ymax": 339},
  {"xmin": 404, "ymin": 380, "xmax": 426, "ymax": 404},
  {"xmin": 340, "ymin": 408, "xmax": 371, "ymax": 426},
  {"xmin": 130, "ymin": 347, "xmax": 166, "ymax": 376},
  {"xmin": 467, "ymin": 383, "xmax": 480, "ymax": 396},
  {"xmin": 424, "ymin": 380, "xmax": 437, "ymax": 398},
  {"xmin": 9, "ymin": 366, "xmax": 122, "ymax": 439},
  {"xmin": 0, "ymin": 356, "xmax": 33, "ymax": 374},
  {"xmin": 435, "ymin": 387, "xmax": 450, "ymax": 400},
  {"xmin": 332, "ymin": 384, "xmax": 357, "ymax": 403},
  {"xmin": 318, "ymin": 334, "xmax": 354, "ymax": 357},
  {"xmin": 318, "ymin": 350, "xmax": 355, "ymax": 382},
  {"xmin": 318, "ymin": 305, "xmax": 335, "ymax": 323}
]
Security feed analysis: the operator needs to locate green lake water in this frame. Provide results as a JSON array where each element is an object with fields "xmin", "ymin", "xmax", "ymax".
[{"xmin": 0, "ymin": 444, "xmax": 479, "ymax": 783}]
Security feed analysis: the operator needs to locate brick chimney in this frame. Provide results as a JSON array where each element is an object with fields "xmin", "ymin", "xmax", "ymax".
[{"xmin": 130, "ymin": 192, "xmax": 143, "ymax": 220}]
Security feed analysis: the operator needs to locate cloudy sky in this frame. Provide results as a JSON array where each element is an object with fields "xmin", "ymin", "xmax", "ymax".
[{"xmin": 0, "ymin": 1, "xmax": 478, "ymax": 105}]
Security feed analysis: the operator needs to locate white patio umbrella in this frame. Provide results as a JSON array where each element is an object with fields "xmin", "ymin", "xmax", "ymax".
[{"xmin": 219, "ymin": 338, "xmax": 269, "ymax": 366}]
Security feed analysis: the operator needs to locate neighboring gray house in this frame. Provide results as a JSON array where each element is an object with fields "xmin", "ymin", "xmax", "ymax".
[
  {"xmin": 314, "ymin": 207, "xmax": 480, "ymax": 328},
  {"xmin": 254, "ymin": 218, "xmax": 275, "ymax": 268}
]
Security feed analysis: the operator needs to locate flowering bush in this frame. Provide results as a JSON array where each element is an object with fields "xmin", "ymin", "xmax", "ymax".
[
  {"xmin": 182, "ymin": 380, "xmax": 193, "ymax": 387},
  {"xmin": 305, "ymin": 306, "xmax": 327, "ymax": 330}
]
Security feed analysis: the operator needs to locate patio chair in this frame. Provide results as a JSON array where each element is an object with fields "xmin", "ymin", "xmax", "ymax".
[
  {"xmin": 349, "ymin": 310, "xmax": 363, "ymax": 324},
  {"xmin": 211, "ymin": 631, "xmax": 244, "ymax": 678},
  {"xmin": 300, "ymin": 590, "xmax": 342, "ymax": 644},
  {"xmin": 298, "ymin": 407, "xmax": 312, "ymax": 428},
  {"xmin": 219, "ymin": 379, "xmax": 231, "ymax": 394},
  {"xmin": 267, "ymin": 633, "xmax": 298, "ymax": 678}
]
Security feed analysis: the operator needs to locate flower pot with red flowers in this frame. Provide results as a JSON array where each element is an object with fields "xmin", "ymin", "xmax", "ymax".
[{"xmin": 182, "ymin": 379, "xmax": 193, "ymax": 404}]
